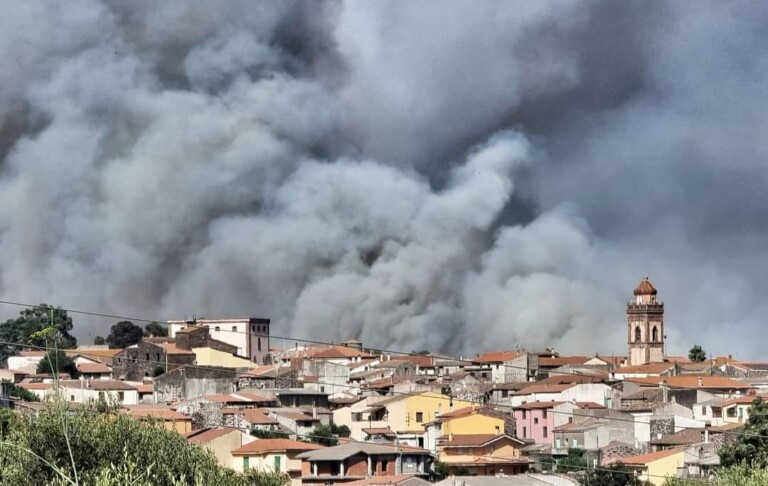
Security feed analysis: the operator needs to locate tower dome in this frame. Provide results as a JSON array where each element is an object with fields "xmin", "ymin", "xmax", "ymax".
[{"xmin": 634, "ymin": 277, "xmax": 657, "ymax": 296}]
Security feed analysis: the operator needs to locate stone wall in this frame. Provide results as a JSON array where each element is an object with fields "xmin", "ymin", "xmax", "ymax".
[{"xmin": 155, "ymin": 366, "xmax": 236, "ymax": 403}]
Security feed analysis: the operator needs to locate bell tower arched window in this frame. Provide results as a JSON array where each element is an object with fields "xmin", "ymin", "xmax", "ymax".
[
  {"xmin": 652, "ymin": 326, "xmax": 658, "ymax": 342},
  {"xmin": 635, "ymin": 326, "xmax": 642, "ymax": 342}
]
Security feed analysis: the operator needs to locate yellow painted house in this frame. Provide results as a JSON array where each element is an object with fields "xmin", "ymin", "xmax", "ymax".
[
  {"xmin": 193, "ymin": 347, "xmax": 254, "ymax": 368},
  {"xmin": 438, "ymin": 407, "xmax": 507, "ymax": 436},
  {"xmin": 333, "ymin": 391, "xmax": 474, "ymax": 441},
  {"xmin": 623, "ymin": 448, "xmax": 685, "ymax": 485}
]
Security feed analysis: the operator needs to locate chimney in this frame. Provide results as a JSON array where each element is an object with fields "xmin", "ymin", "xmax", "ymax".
[
  {"xmin": 704, "ymin": 428, "xmax": 709, "ymax": 443},
  {"xmin": 312, "ymin": 406, "xmax": 317, "ymax": 419},
  {"xmin": 661, "ymin": 380, "xmax": 669, "ymax": 403}
]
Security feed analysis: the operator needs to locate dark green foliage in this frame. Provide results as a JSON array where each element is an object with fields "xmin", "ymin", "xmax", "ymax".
[
  {"xmin": 93, "ymin": 336, "xmax": 105, "ymax": 345},
  {"xmin": 106, "ymin": 321, "xmax": 144, "ymax": 349},
  {"xmin": 251, "ymin": 429, "xmax": 289, "ymax": 439},
  {"xmin": 720, "ymin": 397, "xmax": 768, "ymax": 468},
  {"xmin": 152, "ymin": 365, "xmax": 165, "ymax": 377},
  {"xmin": 143, "ymin": 322, "xmax": 168, "ymax": 338},
  {"xmin": 0, "ymin": 402, "xmax": 290, "ymax": 485},
  {"xmin": 578, "ymin": 462, "xmax": 647, "ymax": 485},
  {"xmin": 0, "ymin": 305, "xmax": 77, "ymax": 364},
  {"xmin": 688, "ymin": 345, "xmax": 706, "ymax": 363},
  {"xmin": 330, "ymin": 423, "xmax": 351, "ymax": 437},
  {"xmin": 433, "ymin": 461, "xmax": 449, "ymax": 479},
  {"xmin": 412, "ymin": 350, "xmax": 431, "ymax": 355},
  {"xmin": 36, "ymin": 350, "xmax": 79, "ymax": 378},
  {"xmin": 308, "ymin": 423, "xmax": 338, "ymax": 446},
  {"xmin": 558, "ymin": 448, "xmax": 588, "ymax": 473},
  {"xmin": 454, "ymin": 467, "xmax": 471, "ymax": 476},
  {"xmin": 2, "ymin": 380, "xmax": 39, "ymax": 402}
]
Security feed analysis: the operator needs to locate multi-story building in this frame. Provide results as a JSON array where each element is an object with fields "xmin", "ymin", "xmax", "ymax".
[{"xmin": 168, "ymin": 317, "xmax": 270, "ymax": 363}]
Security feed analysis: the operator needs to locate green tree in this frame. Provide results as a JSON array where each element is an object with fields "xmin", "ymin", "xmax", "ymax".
[
  {"xmin": 143, "ymin": 322, "xmax": 168, "ymax": 338},
  {"xmin": 663, "ymin": 464, "xmax": 768, "ymax": 485},
  {"xmin": 688, "ymin": 345, "xmax": 707, "ymax": 363},
  {"xmin": 433, "ymin": 461, "xmax": 449, "ymax": 480},
  {"xmin": 558, "ymin": 448, "xmax": 588, "ymax": 473},
  {"xmin": 0, "ymin": 402, "xmax": 290, "ymax": 485},
  {"xmin": 578, "ymin": 462, "xmax": 647, "ymax": 485},
  {"xmin": 308, "ymin": 423, "xmax": 338, "ymax": 446},
  {"xmin": 251, "ymin": 429, "xmax": 289, "ymax": 439},
  {"xmin": 720, "ymin": 397, "xmax": 768, "ymax": 468},
  {"xmin": 330, "ymin": 423, "xmax": 351, "ymax": 437},
  {"xmin": 93, "ymin": 336, "xmax": 106, "ymax": 345},
  {"xmin": 36, "ymin": 350, "xmax": 79, "ymax": 378},
  {"xmin": 106, "ymin": 321, "xmax": 144, "ymax": 349},
  {"xmin": 3, "ymin": 380, "xmax": 39, "ymax": 402},
  {"xmin": 152, "ymin": 365, "xmax": 165, "ymax": 377},
  {"xmin": 0, "ymin": 305, "xmax": 76, "ymax": 363}
]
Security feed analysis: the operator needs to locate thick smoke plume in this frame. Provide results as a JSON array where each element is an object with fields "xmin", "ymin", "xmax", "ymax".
[{"xmin": 1, "ymin": 1, "xmax": 767, "ymax": 358}]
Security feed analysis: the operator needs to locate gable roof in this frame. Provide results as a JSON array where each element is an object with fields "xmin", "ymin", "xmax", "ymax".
[
  {"xmin": 622, "ymin": 447, "xmax": 684, "ymax": 466},
  {"xmin": 539, "ymin": 356, "xmax": 590, "ymax": 367},
  {"xmin": 232, "ymin": 439, "xmax": 323, "ymax": 456},
  {"xmin": 345, "ymin": 475, "xmax": 428, "ymax": 486},
  {"xmin": 439, "ymin": 434, "xmax": 525, "ymax": 448},
  {"xmin": 297, "ymin": 443, "xmax": 432, "ymax": 461},
  {"xmin": 155, "ymin": 343, "xmax": 195, "ymax": 355},
  {"xmin": 513, "ymin": 401, "xmax": 565, "ymax": 410},
  {"xmin": 240, "ymin": 409, "xmax": 278, "ymax": 425},
  {"xmin": 307, "ymin": 346, "xmax": 375, "ymax": 360},
  {"xmin": 185, "ymin": 427, "xmax": 237, "ymax": 444},
  {"xmin": 77, "ymin": 362, "xmax": 111, "ymax": 374},
  {"xmin": 614, "ymin": 362, "xmax": 675, "ymax": 374}
]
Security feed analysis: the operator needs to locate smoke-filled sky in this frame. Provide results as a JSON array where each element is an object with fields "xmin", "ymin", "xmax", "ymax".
[{"xmin": 1, "ymin": 1, "xmax": 767, "ymax": 358}]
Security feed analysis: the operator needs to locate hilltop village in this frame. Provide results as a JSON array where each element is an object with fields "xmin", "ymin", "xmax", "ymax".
[{"xmin": 2, "ymin": 279, "xmax": 761, "ymax": 485}]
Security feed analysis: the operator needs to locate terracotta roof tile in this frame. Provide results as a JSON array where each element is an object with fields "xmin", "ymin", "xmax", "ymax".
[
  {"xmin": 232, "ymin": 438, "xmax": 323, "ymax": 455},
  {"xmin": 539, "ymin": 356, "xmax": 590, "ymax": 367},
  {"xmin": 439, "ymin": 434, "xmax": 523, "ymax": 447},
  {"xmin": 623, "ymin": 447, "xmax": 684, "ymax": 465},
  {"xmin": 513, "ymin": 383, "xmax": 576, "ymax": 395},
  {"xmin": 185, "ymin": 427, "xmax": 237, "ymax": 444},
  {"xmin": 240, "ymin": 409, "xmax": 278, "ymax": 425},
  {"xmin": 77, "ymin": 362, "xmax": 111, "ymax": 374},
  {"xmin": 627, "ymin": 376, "xmax": 752, "ymax": 390},
  {"xmin": 475, "ymin": 351, "xmax": 524, "ymax": 364},
  {"xmin": 614, "ymin": 363, "xmax": 675, "ymax": 374}
]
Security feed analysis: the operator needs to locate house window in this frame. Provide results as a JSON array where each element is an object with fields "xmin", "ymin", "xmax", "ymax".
[
  {"xmin": 118, "ymin": 392, "xmax": 124, "ymax": 402},
  {"xmin": 542, "ymin": 409, "xmax": 547, "ymax": 418},
  {"xmin": 635, "ymin": 326, "xmax": 642, "ymax": 342},
  {"xmin": 243, "ymin": 457, "xmax": 249, "ymax": 471},
  {"xmin": 274, "ymin": 455, "xmax": 281, "ymax": 471},
  {"xmin": 522, "ymin": 427, "xmax": 527, "ymax": 438},
  {"xmin": 481, "ymin": 372, "xmax": 488, "ymax": 379},
  {"xmin": 156, "ymin": 353, "xmax": 160, "ymax": 362},
  {"xmin": 543, "ymin": 427, "xmax": 548, "ymax": 438},
  {"xmin": 534, "ymin": 417, "xmax": 539, "ymax": 425},
  {"xmin": 98, "ymin": 391, "xmax": 105, "ymax": 400},
  {"xmin": 416, "ymin": 412, "xmax": 424, "ymax": 422},
  {"xmin": 572, "ymin": 439, "xmax": 578, "ymax": 448},
  {"xmin": 652, "ymin": 326, "xmax": 658, "ymax": 341},
  {"xmin": 70, "ymin": 395, "xmax": 75, "ymax": 401},
  {"xmin": 215, "ymin": 326, "xmax": 220, "ymax": 332},
  {"xmin": 521, "ymin": 410, "xmax": 527, "ymax": 420},
  {"xmin": 502, "ymin": 390, "xmax": 508, "ymax": 398},
  {"xmin": 146, "ymin": 353, "xmax": 149, "ymax": 361},
  {"xmin": 258, "ymin": 338, "xmax": 262, "ymax": 352},
  {"xmin": 556, "ymin": 438, "xmax": 561, "ymax": 448},
  {"xmin": 381, "ymin": 460, "xmax": 389, "ymax": 472},
  {"xmin": 232, "ymin": 326, "xmax": 237, "ymax": 332}
]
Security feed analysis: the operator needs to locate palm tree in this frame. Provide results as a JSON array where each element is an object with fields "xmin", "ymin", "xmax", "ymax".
[{"xmin": 689, "ymin": 344, "xmax": 707, "ymax": 362}]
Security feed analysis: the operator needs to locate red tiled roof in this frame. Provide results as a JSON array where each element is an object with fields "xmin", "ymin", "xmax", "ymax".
[
  {"xmin": 136, "ymin": 384, "xmax": 154, "ymax": 393},
  {"xmin": 185, "ymin": 427, "xmax": 237, "ymax": 444},
  {"xmin": 232, "ymin": 439, "xmax": 323, "ymax": 455},
  {"xmin": 363, "ymin": 428, "xmax": 396, "ymax": 436},
  {"xmin": 614, "ymin": 363, "xmax": 675, "ymax": 374},
  {"xmin": 475, "ymin": 351, "xmax": 523, "ymax": 364},
  {"xmin": 539, "ymin": 356, "xmax": 590, "ymax": 367},
  {"xmin": 240, "ymin": 409, "xmax": 278, "ymax": 425},
  {"xmin": 513, "ymin": 383, "xmax": 576, "ymax": 395},
  {"xmin": 627, "ymin": 376, "xmax": 752, "ymax": 390},
  {"xmin": 513, "ymin": 401, "xmax": 564, "ymax": 410},
  {"xmin": 155, "ymin": 343, "xmax": 195, "ymax": 355},
  {"xmin": 389, "ymin": 355, "xmax": 435, "ymax": 368},
  {"xmin": 440, "ymin": 434, "xmax": 523, "ymax": 447},
  {"xmin": 121, "ymin": 407, "xmax": 190, "ymax": 421},
  {"xmin": 18, "ymin": 351, "xmax": 46, "ymax": 357},
  {"xmin": 306, "ymin": 346, "xmax": 375, "ymax": 360},
  {"xmin": 77, "ymin": 362, "xmax": 111, "ymax": 374},
  {"xmin": 344, "ymin": 474, "xmax": 421, "ymax": 486},
  {"xmin": 623, "ymin": 448, "xmax": 684, "ymax": 466},
  {"xmin": 19, "ymin": 382, "xmax": 51, "ymax": 390}
]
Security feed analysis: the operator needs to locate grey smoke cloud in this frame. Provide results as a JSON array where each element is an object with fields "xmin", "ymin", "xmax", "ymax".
[{"xmin": 1, "ymin": 1, "xmax": 766, "ymax": 358}]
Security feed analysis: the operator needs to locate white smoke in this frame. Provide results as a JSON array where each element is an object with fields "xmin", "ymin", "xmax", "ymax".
[{"xmin": 1, "ymin": 2, "xmax": 767, "ymax": 358}]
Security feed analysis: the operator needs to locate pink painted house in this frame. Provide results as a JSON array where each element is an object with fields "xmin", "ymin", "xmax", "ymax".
[{"xmin": 512, "ymin": 402, "xmax": 580, "ymax": 444}]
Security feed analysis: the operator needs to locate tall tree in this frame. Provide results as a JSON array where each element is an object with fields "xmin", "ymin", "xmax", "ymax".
[
  {"xmin": 106, "ymin": 321, "xmax": 144, "ymax": 349},
  {"xmin": 0, "ymin": 304, "xmax": 77, "ymax": 364},
  {"xmin": 93, "ymin": 336, "xmax": 106, "ymax": 345},
  {"xmin": 143, "ymin": 322, "xmax": 168, "ymax": 337},
  {"xmin": 36, "ymin": 350, "xmax": 79, "ymax": 378},
  {"xmin": 688, "ymin": 345, "xmax": 707, "ymax": 362},
  {"xmin": 720, "ymin": 397, "xmax": 768, "ymax": 468}
]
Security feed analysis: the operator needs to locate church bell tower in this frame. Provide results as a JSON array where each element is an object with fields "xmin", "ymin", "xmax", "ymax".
[{"xmin": 627, "ymin": 277, "xmax": 665, "ymax": 366}]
